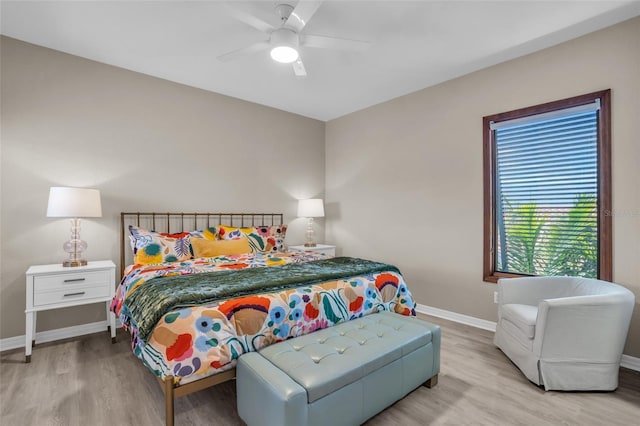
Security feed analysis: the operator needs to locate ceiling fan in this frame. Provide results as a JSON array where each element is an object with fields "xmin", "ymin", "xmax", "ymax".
[{"xmin": 217, "ymin": 1, "xmax": 370, "ymax": 77}]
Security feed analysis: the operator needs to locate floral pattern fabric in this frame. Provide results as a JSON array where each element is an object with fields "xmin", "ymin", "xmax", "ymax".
[
  {"xmin": 129, "ymin": 225, "xmax": 192, "ymax": 265},
  {"xmin": 129, "ymin": 225, "xmax": 220, "ymax": 265},
  {"xmin": 218, "ymin": 224, "xmax": 287, "ymax": 254},
  {"xmin": 112, "ymin": 252, "xmax": 416, "ymax": 385}
]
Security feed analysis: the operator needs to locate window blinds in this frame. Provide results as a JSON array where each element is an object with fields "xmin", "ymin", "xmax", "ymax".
[{"xmin": 494, "ymin": 105, "xmax": 599, "ymax": 278}]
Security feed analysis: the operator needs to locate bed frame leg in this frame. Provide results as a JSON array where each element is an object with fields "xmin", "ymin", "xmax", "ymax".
[
  {"xmin": 164, "ymin": 376, "xmax": 175, "ymax": 426},
  {"xmin": 424, "ymin": 374, "xmax": 438, "ymax": 388}
]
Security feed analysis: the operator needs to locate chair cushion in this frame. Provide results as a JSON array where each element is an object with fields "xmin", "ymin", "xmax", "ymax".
[{"xmin": 501, "ymin": 304, "xmax": 538, "ymax": 339}]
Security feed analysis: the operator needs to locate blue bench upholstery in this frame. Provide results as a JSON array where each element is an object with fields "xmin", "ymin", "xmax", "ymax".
[{"xmin": 237, "ymin": 312, "xmax": 440, "ymax": 426}]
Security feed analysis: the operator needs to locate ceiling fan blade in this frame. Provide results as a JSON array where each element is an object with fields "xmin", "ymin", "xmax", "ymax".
[
  {"xmin": 285, "ymin": 1, "xmax": 323, "ymax": 32},
  {"xmin": 292, "ymin": 58, "xmax": 307, "ymax": 77},
  {"xmin": 302, "ymin": 34, "xmax": 371, "ymax": 51},
  {"xmin": 221, "ymin": 3, "xmax": 275, "ymax": 34},
  {"xmin": 217, "ymin": 41, "xmax": 270, "ymax": 62}
]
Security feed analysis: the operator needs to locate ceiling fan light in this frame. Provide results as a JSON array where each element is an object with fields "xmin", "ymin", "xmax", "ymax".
[
  {"xmin": 270, "ymin": 45, "xmax": 299, "ymax": 63},
  {"xmin": 269, "ymin": 28, "xmax": 299, "ymax": 64}
]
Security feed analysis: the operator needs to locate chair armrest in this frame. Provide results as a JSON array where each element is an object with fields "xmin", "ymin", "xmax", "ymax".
[
  {"xmin": 533, "ymin": 294, "xmax": 634, "ymax": 361},
  {"xmin": 498, "ymin": 277, "xmax": 570, "ymax": 307}
]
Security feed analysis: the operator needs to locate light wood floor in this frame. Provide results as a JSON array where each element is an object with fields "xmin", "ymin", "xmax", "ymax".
[{"xmin": 1, "ymin": 314, "xmax": 639, "ymax": 425}]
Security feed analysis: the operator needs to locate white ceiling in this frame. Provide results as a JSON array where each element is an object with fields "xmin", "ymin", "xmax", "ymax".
[{"xmin": 2, "ymin": 1, "xmax": 639, "ymax": 121}]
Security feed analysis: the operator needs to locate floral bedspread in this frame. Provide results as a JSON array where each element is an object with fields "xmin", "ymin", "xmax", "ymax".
[{"xmin": 111, "ymin": 252, "xmax": 417, "ymax": 385}]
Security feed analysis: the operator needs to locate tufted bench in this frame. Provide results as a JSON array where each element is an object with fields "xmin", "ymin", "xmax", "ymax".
[{"xmin": 236, "ymin": 311, "xmax": 440, "ymax": 426}]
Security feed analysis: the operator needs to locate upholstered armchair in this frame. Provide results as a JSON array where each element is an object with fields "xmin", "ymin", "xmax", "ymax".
[{"xmin": 494, "ymin": 276, "xmax": 635, "ymax": 391}]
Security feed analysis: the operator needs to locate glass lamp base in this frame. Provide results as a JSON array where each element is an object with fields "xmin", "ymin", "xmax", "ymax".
[
  {"xmin": 304, "ymin": 217, "xmax": 317, "ymax": 247},
  {"xmin": 63, "ymin": 259, "xmax": 88, "ymax": 267},
  {"xmin": 62, "ymin": 219, "xmax": 88, "ymax": 267}
]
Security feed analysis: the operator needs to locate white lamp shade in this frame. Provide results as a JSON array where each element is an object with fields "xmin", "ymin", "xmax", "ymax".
[
  {"xmin": 297, "ymin": 199, "xmax": 325, "ymax": 218},
  {"xmin": 47, "ymin": 187, "xmax": 102, "ymax": 218}
]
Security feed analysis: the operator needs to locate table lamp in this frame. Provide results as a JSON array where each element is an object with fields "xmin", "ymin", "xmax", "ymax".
[
  {"xmin": 297, "ymin": 198, "xmax": 324, "ymax": 247},
  {"xmin": 47, "ymin": 187, "xmax": 102, "ymax": 267}
]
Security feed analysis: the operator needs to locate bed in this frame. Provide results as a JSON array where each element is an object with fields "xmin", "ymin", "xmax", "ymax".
[{"xmin": 113, "ymin": 212, "xmax": 417, "ymax": 426}]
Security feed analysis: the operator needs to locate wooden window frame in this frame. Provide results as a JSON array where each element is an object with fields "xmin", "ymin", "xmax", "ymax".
[{"xmin": 483, "ymin": 90, "xmax": 611, "ymax": 283}]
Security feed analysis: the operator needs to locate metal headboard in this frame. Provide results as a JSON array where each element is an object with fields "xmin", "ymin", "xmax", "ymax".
[{"xmin": 120, "ymin": 212, "xmax": 284, "ymax": 277}]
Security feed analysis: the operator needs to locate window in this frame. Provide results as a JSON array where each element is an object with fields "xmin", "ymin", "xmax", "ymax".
[{"xmin": 483, "ymin": 90, "xmax": 611, "ymax": 283}]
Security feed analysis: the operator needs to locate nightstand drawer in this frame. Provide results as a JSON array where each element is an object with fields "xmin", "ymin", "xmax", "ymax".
[
  {"xmin": 33, "ymin": 270, "xmax": 111, "ymax": 292},
  {"xmin": 312, "ymin": 248, "xmax": 335, "ymax": 256},
  {"xmin": 33, "ymin": 284, "xmax": 110, "ymax": 306},
  {"xmin": 289, "ymin": 245, "xmax": 336, "ymax": 257}
]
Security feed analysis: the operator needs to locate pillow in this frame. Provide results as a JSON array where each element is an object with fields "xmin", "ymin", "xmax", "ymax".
[
  {"xmin": 217, "ymin": 225, "xmax": 252, "ymax": 240},
  {"xmin": 218, "ymin": 224, "xmax": 287, "ymax": 254},
  {"xmin": 191, "ymin": 237, "xmax": 251, "ymax": 258},
  {"xmin": 254, "ymin": 225, "xmax": 287, "ymax": 253},
  {"xmin": 129, "ymin": 225, "xmax": 192, "ymax": 265},
  {"xmin": 189, "ymin": 226, "xmax": 219, "ymax": 241}
]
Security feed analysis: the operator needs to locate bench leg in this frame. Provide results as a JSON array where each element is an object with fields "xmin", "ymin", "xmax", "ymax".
[{"xmin": 423, "ymin": 374, "xmax": 438, "ymax": 388}]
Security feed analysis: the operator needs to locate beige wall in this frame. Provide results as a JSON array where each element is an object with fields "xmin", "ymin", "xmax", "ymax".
[
  {"xmin": 326, "ymin": 17, "xmax": 640, "ymax": 356},
  {"xmin": 0, "ymin": 37, "xmax": 325, "ymax": 339}
]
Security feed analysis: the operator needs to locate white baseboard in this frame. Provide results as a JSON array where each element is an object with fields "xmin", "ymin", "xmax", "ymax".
[
  {"xmin": 416, "ymin": 303, "xmax": 497, "ymax": 332},
  {"xmin": 3, "ymin": 306, "xmax": 639, "ymax": 373},
  {"xmin": 0, "ymin": 320, "xmax": 114, "ymax": 352},
  {"xmin": 621, "ymin": 354, "xmax": 640, "ymax": 371},
  {"xmin": 415, "ymin": 303, "xmax": 640, "ymax": 372}
]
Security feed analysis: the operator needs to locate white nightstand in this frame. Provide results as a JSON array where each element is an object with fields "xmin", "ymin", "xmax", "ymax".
[
  {"xmin": 289, "ymin": 244, "xmax": 336, "ymax": 257},
  {"xmin": 25, "ymin": 260, "xmax": 116, "ymax": 363}
]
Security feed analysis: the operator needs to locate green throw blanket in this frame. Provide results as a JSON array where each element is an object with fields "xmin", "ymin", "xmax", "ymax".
[{"xmin": 123, "ymin": 257, "xmax": 400, "ymax": 341}]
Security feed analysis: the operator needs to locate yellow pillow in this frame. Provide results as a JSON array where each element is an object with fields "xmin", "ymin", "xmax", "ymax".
[
  {"xmin": 218, "ymin": 225, "xmax": 253, "ymax": 239},
  {"xmin": 191, "ymin": 237, "xmax": 251, "ymax": 258}
]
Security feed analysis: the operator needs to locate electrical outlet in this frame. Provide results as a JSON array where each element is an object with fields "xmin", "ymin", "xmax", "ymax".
[{"xmin": 493, "ymin": 291, "xmax": 499, "ymax": 304}]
